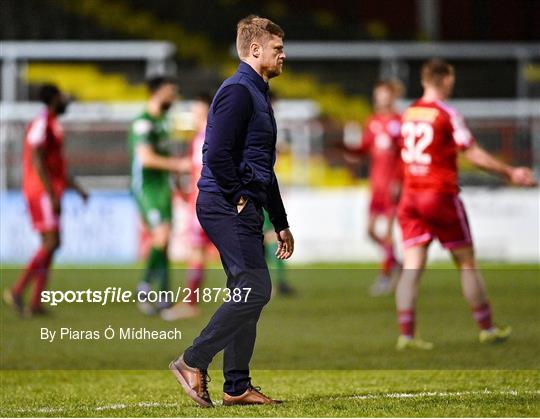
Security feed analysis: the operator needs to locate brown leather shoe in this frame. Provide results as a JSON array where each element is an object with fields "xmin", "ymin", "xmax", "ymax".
[
  {"xmin": 223, "ymin": 385, "xmax": 282, "ymax": 406},
  {"xmin": 169, "ymin": 354, "xmax": 213, "ymax": 408}
]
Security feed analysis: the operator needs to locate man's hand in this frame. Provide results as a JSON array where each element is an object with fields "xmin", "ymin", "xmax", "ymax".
[
  {"xmin": 50, "ymin": 193, "xmax": 61, "ymax": 215},
  {"xmin": 136, "ymin": 144, "xmax": 191, "ymax": 174},
  {"xmin": 236, "ymin": 196, "xmax": 248, "ymax": 214},
  {"xmin": 68, "ymin": 177, "xmax": 89, "ymax": 203},
  {"xmin": 509, "ymin": 167, "xmax": 537, "ymax": 187},
  {"xmin": 275, "ymin": 228, "xmax": 294, "ymax": 260},
  {"xmin": 465, "ymin": 144, "xmax": 537, "ymax": 187},
  {"xmin": 78, "ymin": 188, "xmax": 89, "ymax": 203},
  {"xmin": 174, "ymin": 157, "xmax": 192, "ymax": 174}
]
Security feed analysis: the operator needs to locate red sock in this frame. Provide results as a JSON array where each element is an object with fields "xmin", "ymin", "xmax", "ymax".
[
  {"xmin": 29, "ymin": 250, "xmax": 53, "ymax": 311},
  {"xmin": 186, "ymin": 263, "xmax": 204, "ymax": 306},
  {"xmin": 472, "ymin": 302, "xmax": 493, "ymax": 330},
  {"xmin": 381, "ymin": 243, "xmax": 396, "ymax": 276},
  {"xmin": 398, "ymin": 309, "xmax": 415, "ymax": 338},
  {"xmin": 12, "ymin": 248, "xmax": 51, "ymax": 297}
]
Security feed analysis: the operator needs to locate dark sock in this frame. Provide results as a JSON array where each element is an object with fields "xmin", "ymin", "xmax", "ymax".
[
  {"xmin": 142, "ymin": 247, "xmax": 162, "ymax": 285},
  {"xmin": 153, "ymin": 248, "xmax": 169, "ymax": 292}
]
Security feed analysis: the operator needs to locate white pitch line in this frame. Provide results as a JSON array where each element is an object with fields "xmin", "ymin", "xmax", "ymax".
[
  {"xmin": 346, "ymin": 389, "xmax": 540, "ymax": 401},
  {"xmin": 8, "ymin": 390, "xmax": 539, "ymax": 414},
  {"xmin": 11, "ymin": 401, "xmax": 180, "ymax": 415},
  {"xmin": 96, "ymin": 401, "xmax": 179, "ymax": 411}
]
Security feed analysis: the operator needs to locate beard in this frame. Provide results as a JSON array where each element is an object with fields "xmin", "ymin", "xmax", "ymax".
[
  {"xmin": 160, "ymin": 102, "xmax": 173, "ymax": 112},
  {"xmin": 55, "ymin": 101, "xmax": 68, "ymax": 115},
  {"xmin": 266, "ymin": 65, "xmax": 283, "ymax": 79}
]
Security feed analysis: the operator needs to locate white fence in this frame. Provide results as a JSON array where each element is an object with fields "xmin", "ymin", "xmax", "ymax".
[
  {"xmin": 0, "ymin": 100, "xmax": 321, "ymax": 190},
  {"xmin": 1, "ymin": 187, "xmax": 537, "ymax": 264},
  {"xmin": 285, "ymin": 187, "xmax": 539, "ymax": 264}
]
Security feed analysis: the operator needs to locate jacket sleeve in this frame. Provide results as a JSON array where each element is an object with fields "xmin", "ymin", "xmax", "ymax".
[
  {"xmin": 264, "ymin": 172, "xmax": 289, "ymax": 232},
  {"xmin": 205, "ymin": 84, "xmax": 253, "ymax": 204}
]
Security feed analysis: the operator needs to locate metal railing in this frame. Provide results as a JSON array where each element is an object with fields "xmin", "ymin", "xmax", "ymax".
[{"xmin": 0, "ymin": 41, "xmax": 177, "ymax": 102}]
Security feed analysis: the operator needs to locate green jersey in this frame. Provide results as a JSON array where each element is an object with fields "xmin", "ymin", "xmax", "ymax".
[
  {"xmin": 128, "ymin": 110, "xmax": 173, "ymax": 227},
  {"xmin": 128, "ymin": 110, "xmax": 171, "ymax": 194}
]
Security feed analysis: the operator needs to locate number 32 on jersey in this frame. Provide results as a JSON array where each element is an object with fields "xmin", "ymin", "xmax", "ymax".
[{"xmin": 401, "ymin": 121, "xmax": 434, "ymax": 165}]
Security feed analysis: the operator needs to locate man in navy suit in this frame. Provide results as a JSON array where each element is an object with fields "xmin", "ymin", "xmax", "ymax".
[{"xmin": 169, "ymin": 15, "xmax": 294, "ymax": 407}]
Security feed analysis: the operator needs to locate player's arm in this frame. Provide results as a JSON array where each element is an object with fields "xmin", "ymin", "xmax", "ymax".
[
  {"xmin": 344, "ymin": 123, "xmax": 372, "ymax": 157},
  {"xmin": 67, "ymin": 176, "xmax": 89, "ymax": 202},
  {"xmin": 135, "ymin": 143, "xmax": 190, "ymax": 173},
  {"xmin": 264, "ymin": 173, "xmax": 294, "ymax": 259},
  {"xmin": 451, "ymin": 110, "xmax": 536, "ymax": 187},
  {"xmin": 463, "ymin": 144, "xmax": 536, "ymax": 186},
  {"xmin": 31, "ymin": 146, "xmax": 60, "ymax": 213},
  {"xmin": 131, "ymin": 118, "xmax": 190, "ymax": 173},
  {"xmin": 28, "ymin": 118, "xmax": 60, "ymax": 213}
]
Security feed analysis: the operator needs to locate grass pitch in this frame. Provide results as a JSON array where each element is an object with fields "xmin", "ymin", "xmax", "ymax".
[{"xmin": 1, "ymin": 263, "xmax": 539, "ymax": 416}]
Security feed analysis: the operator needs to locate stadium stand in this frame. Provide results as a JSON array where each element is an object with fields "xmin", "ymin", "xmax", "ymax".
[{"xmin": 25, "ymin": 63, "xmax": 147, "ymax": 101}]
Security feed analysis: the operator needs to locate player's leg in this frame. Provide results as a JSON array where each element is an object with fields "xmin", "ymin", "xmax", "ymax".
[
  {"xmin": 263, "ymin": 210, "xmax": 293, "ymax": 296},
  {"xmin": 265, "ymin": 237, "xmax": 292, "ymax": 295},
  {"xmin": 136, "ymin": 221, "xmax": 171, "ymax": 314},
  {"xmin": 161, "ymin": 241, "xmax": 204, "ymax": 321},
  {"xmin": 148, "ymin": 222, "xmax": 172, "ymax": 307},
  {"xmin": 367, "ymin": 213, "xmax": 387, "ymax": 295},
  {"xmin": 135, "ymin": 189, "xmax": 173, "ymax": 313},
  {"xmin": 28, "ymin": 230, "xmax": 60, "ymax": 315},
  {"xmin": 6, "ymin": 194, "xmax": 60, "ymax": 315},
  {"xmin": 370, "ymin": 213, "xmax": 399, "ymax": 296},
  {"xmin": 385, "ymin": 182, "xmax": 402, "ymax": 275},
  {"xmin": 437, "ymin": 195, "xmax": 510, "ymax": 343},
  {"xmin": 186, "ymin": 208, "xmax": 215, "ymax": 308},
  {"xmin": 187, "ymin": 245, "xmax": 205, "ymax": 302},
  {"xmin": 395, "ymin": 244, "xmax": 433, "ymax": 349},
  {"xmin": 449, "ymin": 246, "xmax": 487, "ymax": 306},
  {"xmin": 450, "ymin": 245, "xmax": 511, "ymax": 343},
  {"xmin": 394, "ymin": 193, "xmax": 433, "ymax": 349},
  {"xmin": 382, "ymin": 213, "xmax": 399, "ymax": 272}
]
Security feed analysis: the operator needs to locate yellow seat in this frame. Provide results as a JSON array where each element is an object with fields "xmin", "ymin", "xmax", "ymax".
[{"xmin": 24, "ymin": 63, "xmax": 146, "ymax": 102}]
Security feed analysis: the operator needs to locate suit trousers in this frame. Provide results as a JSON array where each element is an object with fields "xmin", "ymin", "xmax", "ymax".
[{"xmin": 183, "ymin": 190, "xmax": 272, "ymax": 395}]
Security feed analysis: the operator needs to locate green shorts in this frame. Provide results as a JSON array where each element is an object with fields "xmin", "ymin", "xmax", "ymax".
[{"xmin": 133, "ymin": 187, "xmax": 172, "ymax": 228}]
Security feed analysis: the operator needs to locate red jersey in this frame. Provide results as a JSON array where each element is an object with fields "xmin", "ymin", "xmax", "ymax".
[
  {"xmin": 22, "ymin": 110, "xmax": 67, "ymax": 198},
  {"xmin": 400, "ymin": 99, "xmax": 474, "ymax": 194},
  {"xmin": 188, "ymin": 129, "xmax": 205, "ymax": 207},
  {"xmin": 358, "ymin": 112, "xmax": 403, "ymax": 193}
]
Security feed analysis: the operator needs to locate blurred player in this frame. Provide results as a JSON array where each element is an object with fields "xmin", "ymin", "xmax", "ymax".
[
  {"xmin": 395, "ymin": 59, "xmax": 536, "ymax": 350},
  {"xmin": 128, "ymin": 76, "xmax": 190, "ymax": 315},
  {"xmin": 161, "ymin": 93, "xmax": 212, "ymax": 321},
  {"xmin": 348, "ymin": 80, "xmax": 403, "ymax": 296},
  {"xmin": 3, "ymin": 84, "xmax": 88, "ymax": 316}
]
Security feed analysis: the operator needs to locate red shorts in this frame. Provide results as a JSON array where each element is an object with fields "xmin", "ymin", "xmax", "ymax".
[
  {"xmin": 369, "ymin": 187, "xmax": 399, "ymax": 217},
  {"xmin": 369, "ymin": 194, "xmax": 396, "ymax": 217},
  {"xmin": 26, "ymin": 193, "xmax": 60, "ymax": 232},
  {"xmin": 398, "ymin": 191, "xmax": 472, "ymax": 249}
]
